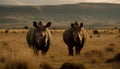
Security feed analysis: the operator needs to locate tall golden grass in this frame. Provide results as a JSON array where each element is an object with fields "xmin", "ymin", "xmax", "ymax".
[{"xmin": 0, "ymin": 29, "xmax": 120, "ymax": 69}]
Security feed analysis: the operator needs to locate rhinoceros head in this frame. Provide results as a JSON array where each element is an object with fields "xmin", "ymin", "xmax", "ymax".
[
  {"xmin": 33, "ymin": 21, "xmax": 51, "ymax": 46},
  {"xmin": 71, "ymin": 21, "xmax": 84, "ymax": 44}
]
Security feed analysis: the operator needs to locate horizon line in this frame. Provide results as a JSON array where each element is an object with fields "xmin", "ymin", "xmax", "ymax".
[{"xmin": 0, "ymin": 2, "xmax": 120, "ymax": 6}]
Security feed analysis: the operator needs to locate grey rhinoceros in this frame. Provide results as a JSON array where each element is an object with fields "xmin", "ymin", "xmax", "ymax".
[
  {"xmin": 63, "ymin": 22, "xmax": 87, "ymax": 56},
  {"xmin": 26, "ymin": 21, "xmax": 52, "ymax": 55}
]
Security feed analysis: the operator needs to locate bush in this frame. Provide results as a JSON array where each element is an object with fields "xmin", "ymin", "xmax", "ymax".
[
  {"xmin": 118, "ymin": 29, "xmax": 120, "ymax": 33},
  {"xmin": 40, "ymin": 62, "xmax": 53, "ymax": 69},
  {"xmin": 93, "ymin": 30, "xmax": 99, "ymax": 34},
  {"xmin": 60, "ymin": 62, "xmax": 85, "ymax": 69},
  {"xmin": 105, "ymin": 47, "xmax": 114, "ymax": 52},
  {"xmin": 0, "ymin": 57, "xmax": 6, "ymax": 63},
  {"xmin": 4, "ymin": 29, "xmax": 9, "ymax": 33},
  {"xmin": 89, "ymin": 35, "xmax": 93, "ymax": 38},
  {"xmin": 105, "ymin": 53, "xmax": 120, "ymax": 63},
  {"xmin": 109, "ymin": 43, "xmax": 115, "ymax": 46},
  {"xmin": 24, "ymin": 26, "xmax": 29, "ymax": 29}
]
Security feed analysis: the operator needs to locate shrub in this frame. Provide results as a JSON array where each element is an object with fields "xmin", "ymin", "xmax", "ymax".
[
  {"xmin": 89, "ymin": 36, "xmax": 93, "ymax": 38},
  {"xmin": 0, "ymin": 57, "xmax": 6, "ymax": 63},
  {"xmin": 4, "ymin": 29, "xmax": 9, "ymax": 33},
  {"xmin": 60, "ymin": 62, "xmax": 85, "ymax": 69},
  {"xmin": 109, "ymin": 43, "xmax": 115, "ymax": 46},
  {"xmin": 105, "ymin": 47, "xmax": 114, "ymax": 52},
  {"xmin": 93, "ymin": 29, "xmax": 99, "ymax": 34},
  {"xmin": 119, "ymin": 29, "xmax": 120, "ymax": 33},
  {"xmin": 84, "ymin": 50, "xmax": 102, "ymax": 57},
  {"xmin": 40, "ymin": 62, "xmax": 53, "ymax": 69},
  {"xmin": 24, "ymin": 26, "xmax": 29, "ymax": 29},
  {"xmin": 105, "ymin": 53, "xmax": 120, "ymax": 63},
  {"xmin": 2, "ymin": 41, "xmax": 8, "ymax": 46}
]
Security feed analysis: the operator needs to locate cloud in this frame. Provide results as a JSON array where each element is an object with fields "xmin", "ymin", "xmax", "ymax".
[
  {"xmin": 77, "ymin": 0, "xmax": 120, "ymax": 3},
  {"xmin": 0, "ymin": 0, "xmax": 120, "ymax": 5},
  {"xmin": 0, "ymin": 0, "xmax": 24, "ymax": 5},
  {"xmin": 19, "ymin": 0, "xmax": 79, "ymax": 5}
]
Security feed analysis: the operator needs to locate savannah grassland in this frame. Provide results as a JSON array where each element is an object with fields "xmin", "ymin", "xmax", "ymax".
[{"xmin": 0, "ymin": 29, "xmax": 120, "ymax": 69}]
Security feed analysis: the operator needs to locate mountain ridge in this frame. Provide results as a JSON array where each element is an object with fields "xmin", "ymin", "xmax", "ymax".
[{"xmin": 0, "ymin": 3, "xmax": 120, "ymax": 28}]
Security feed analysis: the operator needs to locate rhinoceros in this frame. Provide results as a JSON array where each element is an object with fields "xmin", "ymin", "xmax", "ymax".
[
  {"xmin": 63, "ymin": 22, "xmax": 87, "ymax": 56},
  {"xmin": 26, "ymin": 21, "xmax": 52, "ymax": 55}
]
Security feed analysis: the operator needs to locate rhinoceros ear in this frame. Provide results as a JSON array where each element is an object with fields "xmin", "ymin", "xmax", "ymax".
[
  {"xmin": 45, "ymin": 22, "xmax": 51, "ymax": 27},
  {"xmin": 71, "ymin": 23, "xmax": 75, "ymax": 28},
  {"xmin": 33, "ymin": 21, "xmax": 38, "ymax": 27},
  {"xmin": 80, "ymin": 22, "xmax": 83, "ymax": 27}
]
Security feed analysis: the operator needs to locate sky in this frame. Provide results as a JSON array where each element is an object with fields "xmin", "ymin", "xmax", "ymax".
[{"xmin": 0, "ymin": 0, "xmax": 120, "ymax": 5}]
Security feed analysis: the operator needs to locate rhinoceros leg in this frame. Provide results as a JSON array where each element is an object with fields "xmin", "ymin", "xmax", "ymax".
[
  {"xmin": 75, "ymin": 45, "xmax": 80, "ymax": 55},
  {"xmin": 41, "ymin": 43, "xmax": 50, "ymax": 56},
  {"xmin": 41, "ymin": 50, "xmax": 47, "ymax": 56},
  {"xmin": 75, "ymin": 43, "xmax": 84, "ymax": 55},
  {"xmin": 41, "ymin": 49, "xmax": 47, "ymax": 56},
  {"xmin": 33, "ymin": 45, "xmax": 39, "ymax": 55},
  {"xmin": 68, "ymin": 45, "xmax": 74, "ymax": 56},
  {"xmin": 75, "ymin": 37, "xmax": 85, "ymax": 55}
]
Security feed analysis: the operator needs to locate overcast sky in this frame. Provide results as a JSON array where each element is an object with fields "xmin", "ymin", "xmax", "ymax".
[{"xmin": 0, "ymin": 0, "xmax": 120, "ymax": 5}]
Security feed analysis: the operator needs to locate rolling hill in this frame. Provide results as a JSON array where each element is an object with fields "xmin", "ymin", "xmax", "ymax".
[{"xmin": 0, "ymin": 3, "xmax": 120, "ymax": 28}]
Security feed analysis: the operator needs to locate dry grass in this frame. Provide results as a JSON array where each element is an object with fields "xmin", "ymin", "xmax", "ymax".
[{"xmin": 0, "ymin": 29, "xmax": 120, "ymax": 69}]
